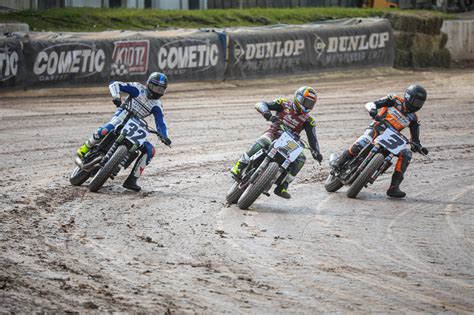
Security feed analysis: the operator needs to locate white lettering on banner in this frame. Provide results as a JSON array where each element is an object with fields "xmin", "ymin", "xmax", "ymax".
[
  {"xmin": 0, "ymin": 48, "xmax": 19, "ymax": 80},
  {"xmin": 326, "ymin": 32, "xmax": 390, "ymax": 53},
  {"xmin": 157, "ymin": 43, "xmax": 219, "ymax": 70},
  {"xmin": 33, "ymin": 44, "xmax": 105, "ymax": 80},
  {"xmin": 241, "ymin": 40, "xmax": 305, "ymax": 61}
]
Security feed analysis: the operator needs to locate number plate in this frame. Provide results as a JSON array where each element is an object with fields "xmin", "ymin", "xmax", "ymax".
[
  {"xmin": 121, "ymin": 118, "xmax": 149, "ymax": 145},
  {"xmin": 375, "ymin": 128, "xmax": 407, "ymax": 155},
  {"xmin": 273, "ymin": 131, "xmax": 304, "ymax": 162}
]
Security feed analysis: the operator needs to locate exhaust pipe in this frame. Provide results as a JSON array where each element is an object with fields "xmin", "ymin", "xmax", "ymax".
[
  {"xmin": 74, "ymin": 157, "xmax": 84, "ymax": 169},
  {"xmin": 75, "ymin": 156, "xmax": 102, "ymax": 172}
]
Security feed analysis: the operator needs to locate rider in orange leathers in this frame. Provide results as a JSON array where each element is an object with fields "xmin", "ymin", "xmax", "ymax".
[{"xmin": 334, "ymin": 84, "xmax": 429, "ymax": 198}]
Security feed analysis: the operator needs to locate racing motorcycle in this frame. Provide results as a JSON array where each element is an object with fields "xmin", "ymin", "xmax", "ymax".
[
  {"xmin": 69, "ymin": 100, "xmax": 165, "ymax": 192},
  {"xmin": 226, "ymin": 124, "xmax": 313, "ymax": 210},
  {"xmin": 325, "ymin": 121, "xmax": 430, "ymax": 199}
]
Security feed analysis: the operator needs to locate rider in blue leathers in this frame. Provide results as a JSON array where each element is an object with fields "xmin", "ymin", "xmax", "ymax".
[{"xmin": 77, "ymin": 72, "xmax": 172, "ymax": 191}]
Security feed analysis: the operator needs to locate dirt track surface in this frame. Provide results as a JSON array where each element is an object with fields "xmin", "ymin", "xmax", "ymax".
[{"xmin": 1, "ymin": 68, "xmax": 473, "ymax": 313}]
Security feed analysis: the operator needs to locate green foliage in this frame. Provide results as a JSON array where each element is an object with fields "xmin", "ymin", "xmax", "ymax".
[{"xmin": 0, "ymin": 7, "xmax": 454, "ymax": 32}]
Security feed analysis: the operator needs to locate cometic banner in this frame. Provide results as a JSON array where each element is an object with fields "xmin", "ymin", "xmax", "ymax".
[
  {"xmin": 21, "ymin": 30, "xmax": 226, "ymax": 87},
  {"xmin": 226, "ymin": 19, "xmax": 395, "ymax": 79},
  {"xmin": 0, "ymin": 37, "xmax": 25, "ymax": 87}
]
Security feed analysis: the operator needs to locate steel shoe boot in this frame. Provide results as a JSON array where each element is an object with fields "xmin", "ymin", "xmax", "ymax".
[
  {"xmin": 77, "ymin": 143, "xmax": 91, "ymax": 159},
  {"xmin": 334, "ymin": 149, "xmax": 352, "ymax": 171},
  {"xmin": 230, "ymin": 160, "xmax": 247, "ymax": 178}
]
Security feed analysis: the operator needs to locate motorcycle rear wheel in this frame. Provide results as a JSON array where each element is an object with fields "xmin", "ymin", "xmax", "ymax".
[
  {"xmin": 226, "ymin": 181, "xmax": 246, "ymax": 205},
  {"xmin": 89, "ymin": 145, "xmax": 128, "ymax": 192},
  {"xmin": 69, "ymin": 166, "xmax": 90, "ymax": 186},
  {"xmin": 324, "ymin": 173, "xmax": 343, "ymax": 193},
  {"xmin": 346, "ymin": 153, "xmax": 385, "ymax": 199},
  {"xmin": 237, "ymin": 162, "xmax": 279, "ymax": 210}
]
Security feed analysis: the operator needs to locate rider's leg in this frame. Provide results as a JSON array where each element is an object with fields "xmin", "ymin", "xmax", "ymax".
[
  {"xmin": 231, "ymin": 134, "xmax": 272, "ymax": 176},
  {"xmin": 274, "ymin": 152, "xmax": 306, "ymax": 199},
  {"xmin": 123, "ymin": 141, "xmax": 155, "ymax": 192},
  {"xmin": 387, "ymin": 149, "xmax": 412, "ymax": 198},
  {"xmin": 77, "ymin": 109, "xmax": 126, "ymax": 158},
  {"xmin": 335, "ymin": 123, "xmax": 382, "ymax": 169}
]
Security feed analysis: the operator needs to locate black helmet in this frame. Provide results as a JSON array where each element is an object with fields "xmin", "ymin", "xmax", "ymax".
[
  {"xmin": 404, "ymin": 84, "xmax": 426, "ymax": 113},
  {"xmin": 147, "ymin": 72, "xmax": 168, "ymax": 99}
]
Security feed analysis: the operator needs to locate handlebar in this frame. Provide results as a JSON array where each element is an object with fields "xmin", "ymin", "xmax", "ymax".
[{"xmin": 279, "ymin": 123, "xmax": 320, "ymax": 164}]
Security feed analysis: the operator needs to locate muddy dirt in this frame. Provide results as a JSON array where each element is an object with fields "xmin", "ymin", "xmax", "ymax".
[{"xmin": 1, "ymin": 68, "xmax": 473, "ymax": 313}]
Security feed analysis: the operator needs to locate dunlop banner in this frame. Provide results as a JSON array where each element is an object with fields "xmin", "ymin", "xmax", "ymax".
[
  {"xmin": 20, "ymin": 30, "xmax": 225, "ymax": 87},
  {"xmin": 226, "ymin": 19, "xmax": 394, "ymax": 79},
  {"xmin": 0, "ymin": 37, "xmax": 25, "ymax": 87}
]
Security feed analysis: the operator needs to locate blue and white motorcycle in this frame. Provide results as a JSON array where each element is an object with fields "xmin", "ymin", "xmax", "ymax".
[{"xmin": 70, "ymin": 101, "xmax": 163, "ymax": 192}]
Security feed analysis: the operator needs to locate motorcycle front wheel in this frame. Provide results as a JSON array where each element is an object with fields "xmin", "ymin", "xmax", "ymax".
[
  {"xmin": 237, "ymin": 162, "xmax": 279, "ymax": 210},
  {"xmin": 346, "ymin": 153, "xmax": 385, "ymax": 199},
  {"xmin": 88, "ymin": 145, "xmax": 128, "ymax": 192}
]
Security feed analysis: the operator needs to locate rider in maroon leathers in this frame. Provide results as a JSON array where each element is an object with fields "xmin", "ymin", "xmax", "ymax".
[{"xmin": 231, "ymin": 86, "xmax": 323, "ymax": 199}]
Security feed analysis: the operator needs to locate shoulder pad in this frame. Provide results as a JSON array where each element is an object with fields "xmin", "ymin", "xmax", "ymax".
[
  {"xmin": 307, "ymin": 116, "xmax": 316, "ymax": 126},
  {"xmin": 273, "ymin": 97, "xmax": 288, "ymax": 105},
  {"xmin": 387, "ymin": 93, "xmax": 395, "ymax": 100}
]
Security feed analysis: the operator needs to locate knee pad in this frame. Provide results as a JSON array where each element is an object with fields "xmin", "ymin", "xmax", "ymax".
[
  {"xmin": 143, "ymin": 142, "xmax": 155, "ymax": 164},
  {"xmin": 256, "ymin": 136, "xmax": 271, "ymax": 148},
  {"xmin": 350, "ymin": 134, "xmax": 371, "ymax": 155},
  {"xmin": 95, "ymin": 123, "xmax": 114, "ymax": 140}
]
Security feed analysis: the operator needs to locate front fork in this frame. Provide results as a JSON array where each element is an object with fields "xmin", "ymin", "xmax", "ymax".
[{"xmin": 369, "ymin": 155, "xmax": 393, "ymax": 185}]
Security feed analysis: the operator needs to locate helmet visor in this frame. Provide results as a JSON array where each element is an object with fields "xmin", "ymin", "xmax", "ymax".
[
  {"xmin": 410, "ymin": 97, "xmax": 424, "ymax": 109},
  {"xmin": 148, "ymin": 83, "xmax": 166, "ymax": 95},
  {"xmin": 302, "ymin": 97, "xmax": 316, "ymax": 111}
]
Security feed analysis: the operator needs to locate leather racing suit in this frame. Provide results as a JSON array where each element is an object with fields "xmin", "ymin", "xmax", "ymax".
[
  {"xmin": 81, "ymin": 81, "xmax": 169, "ymax": 190},
  {"xmin": 233, "ymin": 97, "xmax": 322, "ymax": 198}
]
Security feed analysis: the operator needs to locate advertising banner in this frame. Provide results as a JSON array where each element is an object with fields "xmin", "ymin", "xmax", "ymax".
[
  {"xmin": 226, "ymin": 19, "xmax": 395, "ymax": 79},
  {"xmin": 0, "ymin": 37, "xmax": 25, "ymax": 87},
  {"xmin": 20, "ymin": 30, "xmax": 226, "ymax": 87}
]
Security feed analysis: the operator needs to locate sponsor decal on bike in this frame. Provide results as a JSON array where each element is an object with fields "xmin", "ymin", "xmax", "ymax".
[
  {"xmin": 111, "ymin": 40, "xmax": 149, "ymax": 76},
  {"xmin": 233, "ymin": 39, "xmax": 305, "ymax": 63},
  {"xmin": 313, "ymin": 32, "xmax": 390, "ymax": 61},
  {"xmin": 33, "ymin": 43, "xmax": 105, "ymax": 81},
  {"xmin": 157, "ymin": 38, "xmax": 219, "ymax": 75},
  {"xmin": 0, "ymin": 46, "xmax": 19, "ymax": 81}
]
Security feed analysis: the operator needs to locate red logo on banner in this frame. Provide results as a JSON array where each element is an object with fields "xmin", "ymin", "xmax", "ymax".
[{"xmin": 111, "ymin": 40, "xmax": 149, "ymax": 76}]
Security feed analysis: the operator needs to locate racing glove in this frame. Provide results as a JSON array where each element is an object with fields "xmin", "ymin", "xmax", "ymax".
[
  {"xmin": 161, "ymin": 136, "xmax": 172, "ymax": 146},
  {"xmin": 369, "ymin": 108, "xmax": 378, "ymax": 119},
  {"xmin": 411, "ymin": 143, "xmax": 428, "ymax": 155},
  {"xmin": 263, "ymin": 112, "xmax": 279, "ymax": 123},
  {"xmin": 312, "ymin": 151, "xmax": 323, "ymax": 163},
  {"xmin": 113, "ymin": 97, "xmax": 122, "ymax": 107}
]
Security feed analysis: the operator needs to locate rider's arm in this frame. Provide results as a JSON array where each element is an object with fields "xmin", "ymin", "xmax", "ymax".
[
  {"xmin": 109, "ymin": 81, "xmax": 141, "ymax": 99},
  {"xmin": 365, "ymin": 94, "xmax": 397, "ymax": 117},
  {"xmin": 303, "ymin": 117, "xmax": 321, "ymax": 154},
  {"xmin": 255, "ymin": 98, "xmax": 285, "ymax": 115},
  {"xmin": 151, "ymin": 104, "xmax": 169, "ymax": 138},
  {"xmin": 409, "ymin": 119, "xmax": 421, "ymax": 145}
]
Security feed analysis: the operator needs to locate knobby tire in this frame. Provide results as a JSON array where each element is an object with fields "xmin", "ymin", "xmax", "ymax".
[
  {"xmin": 237, "ymin": 162, "xmax": 279, "ymax": 210},
  {"xmin": 346, "ymin": 153, "xmax": 385, "ymax": 199},
  {"xmin": 89, "ymin": 145, "xmax": 128, "ymax": 192}
]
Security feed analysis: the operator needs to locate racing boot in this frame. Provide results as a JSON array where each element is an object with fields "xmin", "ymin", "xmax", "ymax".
[
  {"xmin": 334, "ymin": 149, "xmax": 352, "ymax": 171},
  {"xmin": 123, "ymin": 174, "xmax": 141, "ymax": 192},
  {"xmin": 386, "ymin": 172, "xmax": 406, "ymax": 198},
  {"xmin": 230, "ymin": 154, "xmax": 249, "ymax": 178},
  {"xmin": 123, "ymin": 153, "xmax": 147, "ymax": 192},
  {"xmin": 77, "ymin": 140, "xmax": 93, "ymax": 159},
  {"xmin": 274, "ymin": 182, "xmax": 291, "ymax": 199}
]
